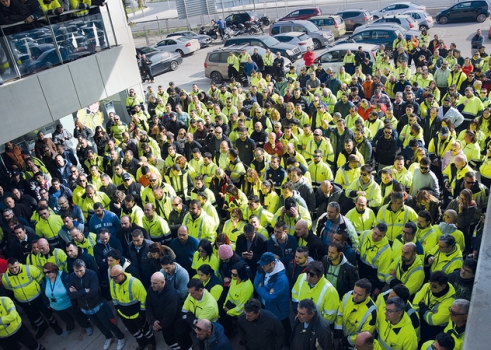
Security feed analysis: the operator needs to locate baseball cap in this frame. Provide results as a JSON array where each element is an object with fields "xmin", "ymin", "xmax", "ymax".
[
  {"xmin": 257, "ymin": 252, "xmax": 275, "ymax": 265},
  {"xmin": 440, "ymin": 127, "xmax": 449, "ymax": 136},
  {"xmin": 122, "ymin": 173, "xmax": 131, "ymax": 181}
]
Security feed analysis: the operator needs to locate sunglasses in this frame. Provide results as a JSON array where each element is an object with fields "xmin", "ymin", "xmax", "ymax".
[
  {"xmin": 44, "ymin": 270, "xmax": 54, "ymax": 275},
  {"xmin": 420, "ymin": 166, "xmax": 429, "ymax": 170},
  {"xmin": 231, "ymin": 273, "xmax": 238, "ymax": 277},
  {"xmin": 448, "ymin": 307, "xmax": 466, "ymax": 316},
  {"xmin": 198, "ymin": 249, "xmax": 205, "ymax": 253},
  {"xmin": 110, "ymin": 273, "xmax": 123, "ymax": 279},
  {"xmin": 307, "ymin": 272, "xmax": 317, "ymax": 278}
]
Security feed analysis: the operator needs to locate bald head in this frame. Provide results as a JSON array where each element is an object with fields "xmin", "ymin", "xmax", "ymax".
[
  {"xmin": 37, "ymin": 238, "xmax": 50, "ymax": 254},
  {"xmin": 444, "ymin": 209, "xmax": 457, "ymax": 222},
  {"xmin": 196, "ymin": 318, "xmax": 212, "ymax": 330},
  {"xmin": 355, "ymin": 331, "xmax": 374, "ymax": 349},
  {"xmin": 150, "ymin": 272, "xmax": 166, "ymax": 292},
  {"xmin": 404, "ymin": 242, "xmax": 417, "ymax": 253},
  {"xmin": 320, "ymin": 180, "xmax": 332, "ymax": 194},
  {"xmin": 110, "ymin": 265, "xmax": 124, "ymax": 275},
  {"xmin": 295, "ymin": 219, "xmax": 309, "ymax": 239}
]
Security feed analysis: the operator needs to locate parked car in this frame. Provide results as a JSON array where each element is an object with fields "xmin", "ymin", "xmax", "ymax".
[
  {"xmin": 307, "ymin": 15, "xmax": 347, "ymax": 38},
  {"xmin": 436, "ymin": 0, "xmax": 490, "ymax": 24},
  {"xmin": 340, "ymin": 25, "xmax": 419, "ymax": 57},
  {"xmin": 223, "ymin": 35, "xmax": 303, "ymax": 61},
  {"xmin": 278, "ymin": 7, "xmax": 322, "ymax": 21},
  {"xmin": 314, "ymin": 43, "xmax": 379, "ymax": 73},
  {"xmin": 336, "ymin": 9, "xmax": 373, "ymax": 31},
  {"xmin": 204, "ymin": 45, "xmax": 292, "ymax": 83},
  {"xmin": 145, "ymin": 51, "xmax": 182, "ymax": 76},
  {"xmin": 136, "ymin": 46, "xmax": 160, "ymax": 56},
  {"xmin": 401, "ymin": 10, "xmax": 433, "ymax": 30},
  {"xmin": 269, "ymin": 20, "xmax": 335, "ymax": 49},
  {"xmin": 153, "ymin": 36, "xmax": 200, "ymax": 55},
  {"xmin": 371, "ymin": 2, "xmax": 426, "ymax": 19},
  {"xmin": 370, "ymin": 14, "xmax": 418, "ymax": 31},
  {"xmin": 225, "ymin": 11, "xmax": 261, "ymax": 27},
  {"xmin": 273, "ymin": 32, "xmax": 314, "ymax": 53},
  {"xmin": 167, "ymin": 31, "xmax": 212, "ymax": 48}
]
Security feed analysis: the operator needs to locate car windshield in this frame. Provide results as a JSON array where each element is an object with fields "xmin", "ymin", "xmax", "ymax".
[
  {"xmin": 176, "ymin": 37, "xmax": 190, "ymax": 42},
  {"xmin": 262, "ymin": 36, "xmax": 280, "ymax": 46},
  {"xmin": 140, "ymin": 47, "xmax": 156, "ymax": 53},
  {"xmin": 303, "ymin": 21, "xmax": 320, "ymax": 32},
  {"xmin": 185, "ymin": 32, "xmax": 197, "ymax": 36}
]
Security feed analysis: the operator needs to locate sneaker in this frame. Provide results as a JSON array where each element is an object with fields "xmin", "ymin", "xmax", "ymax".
[
  {"xmin": 103, "ymin": 338, "xmax": 113, "ymax": 350},
  {"xmin": 62, "ymin": 329, "xmax": 72, "ymax": 338},
  {"xmin": 117, "ymin": 337, "xmax": 126, "ymax": 350},
  {"xmin": 35, "ymin": 323, "xmax": 49, "ymax": 339},
  {"xmin": 86, "ymin": 327, "xmax": 94, "ymax": 336}
]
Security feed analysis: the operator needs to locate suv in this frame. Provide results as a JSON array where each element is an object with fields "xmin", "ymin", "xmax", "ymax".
[
  {"xmin": 269, "ymin": 20, "xmax": 335, "ymax": 49},
  {"xmin": 314, "ymin": 43, "xmax": 378, "ymax": 72},
  {"xmin": 223, "ymin": 35, "xmax": 303, "ymax": 61},
  {"xmin": 204, "ymin": 45, "xmax": 292, "ymax": 83},
  {"xmin": 436, "ymin": 0, "xmax": 490, "ymax": 24},
  {"xmin": 369, "ymin": 14, "xmax": 417, "ymax": 31},
  {"xmin": 225, "ymin": 11, "xmax": 261, "ymax": 27},
  {"xmin": 336, "ymin": 9, "xmax": 373, "ymax": 31},
  {"xmin": 278, "ymin": 7, "xmax": 321, "ymax": 21},
  {"xmin": 307, "ymin": 15, "xmax": 347, "ymax": 38},
  {"xmin": 341, "ymin": 26, "xmax": 414, "ymax": 57}
]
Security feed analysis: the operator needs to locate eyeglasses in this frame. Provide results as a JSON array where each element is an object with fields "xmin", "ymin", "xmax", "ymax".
[
  {"xmin": 420, "ymin": 166, "xmax": 429, "ymax": 170},
  {"xmin": 465, "ymin": 180, "xmax": 476, "ymax": 185},
  {"xmin": 70, "ymin": 170, "xmax": 78, "ymax": 173},
  {"xmin": 307, "ymin": 272, "xmax": 317, "ymax": 278},
  {"xmin": 254, "ymin": 154, "xmax": 262, "ymax": 158},
  {"xmin": 172, "ymin": 203, "xmax": 180, "ymax": 207},
  {"xmin": 313, "ymin": 134, "xmax": 321, "ymax": 136},
  {"xmin": 110, "ymin": 273, "xmax": 123, "ymax": 279},
  {"xmin": 385, "ymin": 308, "xmax": 399, "ymax": 313},
  {"xmin": 448, "ymin": 307, "xmax": 466, "ymax": 316},
  {"xmin": 150, "ymin": 179, "xmax": 157, "ymax": 182},
  {"xmin": 79, "ymin": 179, "xmax": 87, "ymax": 183},
  {"xmin": 44, "ymin": 270, "xmax": 54, "ymax": 275},
  {"xmin": 231, "ymin": 273, "xmax": 238, "ymax": 277}
]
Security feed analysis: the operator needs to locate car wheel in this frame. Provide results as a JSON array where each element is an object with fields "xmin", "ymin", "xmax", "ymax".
[
  {"xmin": 170, "ymin": 61, "xmax": 178, "ymax": 71},
  {"xmin": 419, "ymin": 25, "xmax": 428, "ymax": 31},
  {"xmin": 477, "ymin": 14, "xmax": 487, "ymax": 23},
  {"xmin": 176, "ymin": 49, "xmax": 184, "ymax": 56},
  {"xmin": 210, "ymin": 71, "xmax": 223, "ymax": 84},
  {"xmin": 439, "ymin": 16, "xmax": 448, "ymax": 24},
  {"xmin": 313, "ymin": 39, "xmax": 321, "ymax": 50}
]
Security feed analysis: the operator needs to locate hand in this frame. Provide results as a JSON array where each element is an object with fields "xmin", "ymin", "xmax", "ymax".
[
  {"xmin": 390, "ymin": 269, "xmax": 396, "ymax": 278},
  {"xmin": 69, "ymin": 286, "xmax": 76, "ymax": 292},
  {"xmin": 223, "ymin": 307, "xmax": 229, "ymax": 312},
  {"xmin": 269, "ymin": 288, "xmax": 274, "ymax": 295},
  {"xmin": 85, "ymin": 288, "xmax": 90, "ymax": 293},
  {"xmin": 56, "ymin": 7, "xmax": 64, "ymax": 14},
  {"xmin": 25, "ymin": 16, "xmax": 33, "ymax": 24},
  {"xmin": 428, "ymin": 256, "xmax": 435, "ymax": 265},
  {"xmin": 153, "ymin": 320, "xmax": 162, "ymax": 331},
  {"xmin": 274, "ymin": 254, "xmax": 280, "ymax": 260},
  {"xmin": 289, "ymin": 207, "xmax": 298, "ymax": 218}
]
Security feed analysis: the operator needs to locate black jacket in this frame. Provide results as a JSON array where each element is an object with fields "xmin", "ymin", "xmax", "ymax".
[
  {"xmin": 321, "ymin": 255, "xmax": 359, "ymax": 300},
  {"xmin": 238, "ymin": 309, "xmax": 285, "ymax": 350},
  {"xmin": 68, "ymin": 268, "xmax": 103, "ymax": 311},
  {"xmin": 66, "ymin": 248, "xmax": 98, "ymax": 274},
  {"xmin": 168, "ymin": 205, "xmax": 189, "ymax": 235},
  {"xmin": 290, "ymin": 310, "xmax": 333, "ymax": 350},
  {"xmin": 116, "ymin": 224, "xmax": 149, "ymax": 257},
  {"xmin": 294, "ymin": 231, "xmax": 325, "ymax": 262},
  {"xmin": 146, "ymin": 281, "xmax": 182, "ymax": 329},
  {"xmin": 128, "ymin": 239, "xmax": 154, "ymax": 288},
  {"xmin": 235, "ymin": 233, "xmax": 267, "ymax": 275}
]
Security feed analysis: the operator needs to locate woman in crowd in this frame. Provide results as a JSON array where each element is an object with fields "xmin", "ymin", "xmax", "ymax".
[
  {"xmin": 442, "ymin": 140, "xmax": 464, "ymax": 170},
  {"xmin": 412, "ymin": 189, "xmax": 442, "ymax": 223},
  {"xmin": 197, "ymin": 264, "xmax": 224, "ymax": 306},
  {"xmin": 42, "ymin": 262, "xmax": 92, "ymax": 337},
  {"xmin": 191, "ymin": 239, "xmax": 219, "ymax": 277},
  {"xmin": 93, "ymin": 126, "xmax": 109, "ymax": 156},
  {"xmin": 222, "ymin": 208, "xmax": 246, "ymax": 249},
  {"xmin": 74, "ymin": 120, "xmax": 93, "ymax": 140},
  {"xmin": 148, "ymin": 242, "xmax": 175, "ymax": 272},
  {"xmin": 261, "ymin": 180, "xmax": 280, "ymax": 214},
  {"xmin": 242, "ymin": 168, "xmax": 262, "ymax": 198},
  {"xmin": 461, "ymin": 130, "xmax": 481, "ymax": 166}
]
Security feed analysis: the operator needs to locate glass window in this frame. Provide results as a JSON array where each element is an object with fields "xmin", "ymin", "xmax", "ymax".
[
  {"xmin": 208, "ymin": 53, "xmax": 221, "ymax": 63},
  {"xmin": 293, "ymin": 25, "xmax": 306, "ymax": 33},
  {"xmin": 281, "ymin": 26, "xmax": 292, "ymax": 33},
  {"xmin": 288, "ymin": 10, "xmax": 299, "ymax": 17},
  {"xmin": 271, "ymin": 27, "xmax": 280, "ymax": 35},
  {"xmin": 372, "ymin": 31, "xmax": 390, "ymax": 39}
]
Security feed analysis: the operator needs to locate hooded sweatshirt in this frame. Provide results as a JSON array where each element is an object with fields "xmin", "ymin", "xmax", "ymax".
[{"xmin": 253, "ymin": 259, "xmax": 290, "ymax": 320}]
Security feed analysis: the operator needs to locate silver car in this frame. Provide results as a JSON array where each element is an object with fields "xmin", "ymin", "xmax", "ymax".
[
  {"xmin": 371, "ymin": 2, "xmax": 426, "ymax": 19},
  {"xmin": 368, "ymin": 14, "xmax": 418, "ymax": 31},
  {"xmin": 401, "ymin": 10, "xmax": 434, "ymax": 30},
  {"xmin": 273, "ymin": 32, "xmax": 314, "ymax": 53}
]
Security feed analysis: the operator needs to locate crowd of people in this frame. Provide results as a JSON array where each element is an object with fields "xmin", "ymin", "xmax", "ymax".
[{"xmin": 0, "ymin": 26, "xmax": 487, "ymax": 350}]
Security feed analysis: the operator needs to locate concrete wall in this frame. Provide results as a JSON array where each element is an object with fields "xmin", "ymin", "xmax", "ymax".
[
  {"xmin": 0, "ymin": 2, "xmax": 142, "ymax": 145},
  {"xmin": 464, "ymin": 197, "xmax": 491, "ymax": 349}
]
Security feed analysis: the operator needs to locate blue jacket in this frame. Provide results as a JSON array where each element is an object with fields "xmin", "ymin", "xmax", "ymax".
[
  {"xmin": 254, "ymin": 260, "xmax": 290, "ymax": 321},
  {"xmin": 267, "ymin": 235, "xmax": 298, "ymax": 267},
  {"xmin": 89, "ymin": 210, "xmax": 121, "ymax": 235},
  {"xmin": 200, "ymin": 322, "xmax": 233, "ymax": 350}
]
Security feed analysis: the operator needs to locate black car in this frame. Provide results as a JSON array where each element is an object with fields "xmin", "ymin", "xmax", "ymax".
[
  {"xmin": 225, "ymin": 11, "xmax": 261, "ymax": 27},
  {"xmin": 146, "ymin": 51, "xmax": 182, "ymax": 76},
  {"xmin": 436, "ymin": 0, "xmax": 490, "ymax": 24},
  {"xmin": 223, "ymin": 35, "xmax": 303, "ymax": 61},
  {"xmin": 136, "ymin": 46, "xmax": 160, "ymax": 55}
]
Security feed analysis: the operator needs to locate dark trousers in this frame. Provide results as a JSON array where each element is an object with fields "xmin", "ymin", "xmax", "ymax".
[
  {"xmin": 120, "ymin": 315, "xmax": 154, "ymax": 347},
  {"xmin": 281, "ymin": 316, "xmax": 292, "ymax": 347},
  {"xmin": 18, "ymin": 295, "xmax": 53, "ymax": 328},
  {"xmin": 0, "ymin": 323, "xmax": 41, "ymax": 350},
  {"xmin": 54, "ymin": 305, "xmax": 90, "ymax": 331},
  {"xmin": 87, "ymin": 302, "xmax": 125, "ymax": 340},
  {"xmin": 161, "ymin": 321, "xmax": 192, "ymax": 350}
]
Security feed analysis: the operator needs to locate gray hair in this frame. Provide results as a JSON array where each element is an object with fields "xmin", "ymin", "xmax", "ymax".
[
  {"xmin": 73, "ymin": 259, "xmax": 86, "ymax": 269},
  {"xmin": 327, "ymin": 202, "xmax": 341, "ymax": 213},
  {"xmin": 386, "ymin": 296, "xmax": 405, "ymax": 312},
  {"xmin": 439, "ymin": 234, "xmax": 456, "ymax": 247},
  {"xmin": 453, "ymin": 299, "xmax": 470, "ymax": 315},
  {"xmin": 298, "ymin": 299, "xmax": 316, "ymax": 314}
]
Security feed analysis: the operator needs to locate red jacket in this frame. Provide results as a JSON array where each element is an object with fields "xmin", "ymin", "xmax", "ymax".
[{"xmin": 303, "ymin": 51, "xmax": 315, "ymax": 67}]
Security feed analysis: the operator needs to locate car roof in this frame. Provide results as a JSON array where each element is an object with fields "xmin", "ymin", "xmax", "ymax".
[
  {"xmin": 324, "ymin": 43, "xmax": 379, "ymax": 50},
  {"xmin": 274, "ymin": 31, "xmax": 308, "ymax": 37},
  {"xmin": 310, "ymin": 14, "xmax": 341, "ymax": 19},
  {"xmin": 357, "ymin": 23, "xmax": 406, "ymax": 31},
  {"xmin": 286, "ymin": 6, "xmax": 320, "ymax": 11},
  {"xmin": 273, "ymin": 19, "xmax": 311, "ymax": 24},
  {"xmin": 337, "ymin": 9, "xmax": 369, "ymax": 13}
]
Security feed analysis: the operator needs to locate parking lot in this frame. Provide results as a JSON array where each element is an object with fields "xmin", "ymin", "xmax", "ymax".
[{"xmin": 133, "ymin": 19, "xmax": 491, "ymax": 93}]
